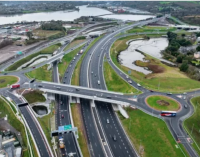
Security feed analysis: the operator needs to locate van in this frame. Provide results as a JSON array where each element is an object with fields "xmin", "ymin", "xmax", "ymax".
[{"xmin": 98, "ymin": 80, "xmax": 100, "ymax": 85}]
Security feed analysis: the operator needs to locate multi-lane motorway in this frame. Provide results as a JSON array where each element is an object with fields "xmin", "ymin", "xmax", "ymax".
[{"xmin": 0, "ymin": 16, "xmax": 199, "ymax": 157}]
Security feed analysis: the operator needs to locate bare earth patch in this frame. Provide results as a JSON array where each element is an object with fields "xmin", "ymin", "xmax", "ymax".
[
  {"xmin": 157, "ymin": 100, "xmax": 170, "ymax": 106},
  {"xmin": 0, "ymin": 79, "xmax": 5, "ymax": 83}
]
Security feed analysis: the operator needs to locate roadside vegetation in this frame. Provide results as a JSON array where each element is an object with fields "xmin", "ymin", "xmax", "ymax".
[
  {"xmin": 104, "ymin": 60, "xmax": 139, "ymax": 94},
  {"xmin": 23, "ymin": 90, "xmax": 46, "ymax": 104},
  {"xmin": 33, "ymin": 29, "xmax": 63, "ymax": 39},
  {"xmin": 71, "ymin": 103, "xmax": 90, "ymax": 157},
  {"xmin": 0, "ymin": 76, "xmax": 18, "ymax": 88},
  {"xmin": 63, "ymin": 39, "xmax": 85, "ymax": 52},
  {"xmin": 71, "ymin": 35, "xmax": 103, "ymax": 85},
  {"xmin": 127, "ymin": 26, "xmax": 176, "ymax": 34},
  {"xmin": 26, "ymin": 64, "xmax": 52, "ymax": 82},
  {"xmin": 119, "ymin": 108, "xmax": 189, "ymax": 157},
  {"xmin": 184, "ymin": 96, "xmax": 200, "ymax": 156},
  {"xmin": 146, "ymin": 95, "xmax": 180, "ymax": 111},
  {"xmin": 6, "ymin": 43, "xmax": 61, "ymax": 71},
  {"xmin": 0, "ymin": 97, "xmax": 28, "ymax": 156},
  {"xmin": 110, "ymin": 34, "xmax": 200, "ymax": 93},
  {"xmin": 58, "ymin": 45, "xmax": 84, "ymax": 80}
]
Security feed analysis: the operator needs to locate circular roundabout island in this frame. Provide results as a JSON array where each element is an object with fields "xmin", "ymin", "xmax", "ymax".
[
  {"xmin": 146, "ymin": 95, "xmax": 181, "ymax": 111},
  {"xmin": 0, "ymin": 76, "xmax": 19, "ymax": 88}
]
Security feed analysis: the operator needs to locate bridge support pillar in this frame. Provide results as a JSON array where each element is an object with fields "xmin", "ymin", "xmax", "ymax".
[
  {"xmin": 69, "ymin": 96, "xmax": 73, "ymax": 103},
  {"xmin": 91, "ymin": 99, "xmax": 95, "ymax": 107},
  {"xmin": 76, "ymin": 98, "xmax": 80, "ymax": 104},
  {"xmin": 118, "ymin": 104, "xmax": 129, "ymax": 119}
]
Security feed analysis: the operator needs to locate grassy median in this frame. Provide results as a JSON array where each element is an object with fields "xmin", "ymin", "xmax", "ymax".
[
  {"xmin": 119, "ymin": 108, "xmax": 189, "ymax": 157},
  {"xmin": 184, "ymin": 96, "xmax": 200, "ymax": 156},
  {"xmin": 58, "ymin": 45, "xmax": 84, "ymax": 80},
  {"xmin": 127, "ymin": 26, "xmax": 176, "ymax": 33},
  {"xmin": 146, "ymin": 95, "xmax": 180, "ymax": 111},
  {"xmin": 0, "ymin": 76, "xmax": 18, "ymax": 88},
  {"xmin": 23, "ymin": 90, "xmax": 46, "ymax": 104},
  {"xmin": 63, "ymin": 39, "xmax": 85, "ymax": 52},
  {"xmin": 26, "ymin": 64, "xmax": 52, "ymax": 82},
  {"xmin": 104, "ymin": 61, "xmax": 139, "ymax": 94},
  {"xmin": 110, "ymin": 34, "xmax": 200, "ymax": 93},
  {"xmin": 71, "ymin": 103, "xmax": 90, "ymax": 157},
  {"xmin": 6, "ymin": 43, "xmax": 61, "ymax": 71}
]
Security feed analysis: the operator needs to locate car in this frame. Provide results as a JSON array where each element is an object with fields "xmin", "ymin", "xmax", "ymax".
[
  {"xmin": 63, "ymin": 81, "xmax": 65, "ymax": 83},
  {"xmin": 66, "ymin": 71, "xmax": 68, "ymax": 73},
  {"xmin": 57, "ymin": 87, "xmax": 61, "ymax": 90},
  {"xmin": 4, "ymin": 73, "xmax": 7, "ymax": 75},
  {"xmin": 91, "ymin": 71, "xmax": 93, "ymax": 74},
  {"xmin": 61, "ymin": 115, "xmax": 64, "ymax": 118},
  {"xmin": 113, "ymin": 135, "xmax": 117, "ymax": 141},
  {"xmin": 94, "ymin": 74, "xmax": 96, "ymax": 77},
  {"xmin": 184, "ymin": 104, "xmax": 188, "ymax": 109},
  {"xmin": 38, "ymin": 85, "xmax": 43, "ymax": 88},
  {"xmin": 126, "ymin": 75, "xmax": 129, "ymax": 79},
  {"xmin": 106, "ymin": 96, "xmax": 112, "ymax": 99},
  {"xmin": 137, "ymin": 83, "xmax": 141, "ymax": 87},
  {"xmin": 183, "ymin": 92, "xmax": 187, "ymax": 95},
  {"xmin": 128, "ymin": 80, "xmax": 132, "ymax": 84},
  {"xmin": 69, "ymin": 65, "xmax": 71, "ymax": 67},
  {"xmin": 76, "ymin": 88, "xmax": 79, "ymax": 91},
  {"xmin": 167, "ymin": 92, "xmax": 172, "ymax": 95},
  {"xmin": 98, "ymin": 80, "xmax": 100, "ymax": 85},
  {"xmin": 77, "ymin": 54, "xmax": 79, "ymax": 56},
  {"xmin": 183, "ymin": 96, "xmax": 186, "ymax": 100},
  {"xmin": 33, "ymin": 67, "xmax": 36, "ymax": 69},
  {"xmin": 150, "ymin": 90, "xmax": 154, "ymax": 92},
  {"xmin": 74, "ymin": 57, "xmax": 76, "ymax": 60},
  {"xmin": 107, "ymin": 119, "xmax": 109, "ymax": 124},
  {"xmin": 65, "ymin": 76, "xmax": 67, "ymax": 78}
]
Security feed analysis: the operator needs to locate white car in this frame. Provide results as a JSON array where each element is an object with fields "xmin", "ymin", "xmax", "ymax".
[
  {"xmin": 126, "ymin": 75, "xmax": 129, "ymax": 79},
  {"xmin": 128, "ymin": 80, "xmax": 132, "ymax": 84},
  {"xmin": 137, "ymin": 83, "xmax": 141, "ymax": 87}
]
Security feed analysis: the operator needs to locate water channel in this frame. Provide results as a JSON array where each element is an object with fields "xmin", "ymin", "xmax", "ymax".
[
  {"xmin": 118, "ymin": 38, "xmax": 168, "ymax": 75},
  {"xmin": 0, "ymin": 5, "xmax": 154, "ymax": 25}
]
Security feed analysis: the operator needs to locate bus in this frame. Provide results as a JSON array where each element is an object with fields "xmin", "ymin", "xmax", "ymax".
[{"xmin": 161, "ymin": 111, "xmax": 176, "ymax": 117}]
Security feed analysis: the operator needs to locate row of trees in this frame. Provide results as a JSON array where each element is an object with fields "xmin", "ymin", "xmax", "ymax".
[{"xmin": 41, "ymin": 21, "xmax": 66, "ymax": 32}]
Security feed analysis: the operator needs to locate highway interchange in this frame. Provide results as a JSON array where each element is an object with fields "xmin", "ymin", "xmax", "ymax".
[{"xmin": 0, "ymin": 16, "xmax": 199, "ymax": 157}]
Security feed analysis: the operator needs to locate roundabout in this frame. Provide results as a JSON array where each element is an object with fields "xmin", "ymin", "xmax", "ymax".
[{"xmin": 145, "ymin": 95, "xmax": 181, "ymax": 111}]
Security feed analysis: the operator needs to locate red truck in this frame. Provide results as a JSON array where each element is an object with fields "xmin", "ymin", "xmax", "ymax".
[{"xmin": 10, "ymin": 84, "xmax": 20, "ymax": 89}]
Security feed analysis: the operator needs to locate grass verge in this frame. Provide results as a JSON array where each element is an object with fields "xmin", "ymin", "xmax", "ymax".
[
  {"xmin": 71, "ymin": 35, "xmax": 103, "ymax": 85},
  {"xmin": 63, "ymin": 39, "xmax": 85, "ymax": 52},
  {"xmin": 184, "ymin": 96, "xmax": 200, "ymax": 155},
  {"xmin": 146, "ymin": 95, "xmax": 180, "ymax": 111},
  {"xmin": 71, "ymin": 103, "xmax": 90, "ymax": 157},
  {"xmin": 118, "ymin": 108, "xmax": 189, "ymax": 157},
  {"xmin": 104, "ymin": 60, "xmax": 139, "ymax": 94},
  {"xmin": 110, "ymin": 34, "xmax": 200, "ymax": 93},
  {"xmin": 6, "ymin": 43, "xmax": 61, "ymax": 71},
  {"xmin": 26, "ymin": 64, "xmax": 52, "ymax": 82},
  {"xmin": 0, "ymin": 76, "xmax": 18, "ymax": 88},
  {"xmin": 23, "ymin": 90, "xmax": 46, "ymax": 104},
  {"xmin": 58, "ymin": 45, "xmax": 84, "ymax": 80}
]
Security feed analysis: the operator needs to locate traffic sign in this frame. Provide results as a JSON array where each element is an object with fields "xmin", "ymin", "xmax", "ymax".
[
  {"xmin": 58, "ymin": 126, "xmax": 64, "ymax": 131},
  {"xmin": 128, "ymin": 70, "xmax": 131, "ymax": 74},
  {"xmin": 64, "ymin": 124, "xmax": 72, "ymax": 130}
]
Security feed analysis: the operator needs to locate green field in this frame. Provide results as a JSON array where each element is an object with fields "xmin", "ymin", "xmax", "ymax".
[
  {"xmin": 26, "ymin": 64, "xmax": 52, "ymax": 81},
  {"xmin": 127, "ymin": 26, "xmax": 176, "ymax": 34},
  {"xmin": 184, "ymin": 96, "xmax": 200, "ymax": 155},
  {"xmin": 71, "ymin": 103, "xmax": 90, "ymax": 157},
  {"xmin": 119, "ymin": 108, "xmax": 189, "ymax": 157},
  {"xmin": 104, "ymin": 61, "xmax": 139, "ymax": 94},
  {"xmin": 110, "ymin": 34, "xmax": 200, "ymax": 93},
  {"xmin": 0, "ymin": 76, "xmax": 18, "ymax": 88},
  {"xmin": 71, "ymin": 35, "xmax": 103, "ymax": 85},
  {"xmin": 58, "ymin": 45, "xmax": 84, "ymax": 80},
  {"xmin": 23, "ymin": 90, "xmax": 46, "ymax": 104},
  {"xmin": 0, "ymin": 97, "xmax": 28, "ymax": 154},
  {"xmin": 146, "ymin": 95, "xmax": 180, "ymax": 111},
  {"xmin": 6, "ymin": 43, "xmax": 61, "ymax": 71}
]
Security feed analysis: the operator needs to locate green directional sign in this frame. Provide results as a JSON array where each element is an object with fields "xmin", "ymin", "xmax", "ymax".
[{"xmin": 64, "ymin": 124, "xmax": 72, "ymax": 130}]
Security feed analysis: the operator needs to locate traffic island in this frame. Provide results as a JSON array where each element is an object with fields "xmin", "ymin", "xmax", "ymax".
[
  {"xmin": 145, "ymin": 95, "xmax": 181, "ymax": 111},
  {"xmin": 0, "ymin": 76, "xmax": 19, "ymax": 88}
]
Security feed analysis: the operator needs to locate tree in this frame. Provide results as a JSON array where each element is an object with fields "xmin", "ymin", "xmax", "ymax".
[
  {"xmin": 196, "ymin": 46, "xmax": 200, "ymax": 52},
  {"xmin": 26, "ymin": 32, "xmax": 33, "ymax": 40},
  {"xmin": 181, "ymin": 34, "xmax": 186, "ymax": 38},
  {"xmin": 176, "ymin": 54, "xmax": 184, "ymax": 63},
  {"xmin": 180, "ymin": 61, "xmax": 189, "ymax": 72}
]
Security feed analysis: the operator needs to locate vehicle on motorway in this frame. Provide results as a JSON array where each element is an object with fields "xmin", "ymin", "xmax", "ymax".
[
  {"xmin": 52, "ymin": 51, "xmax": 58, "ymax": 56},
  {"xmin": 74, "ymin": 57, "xmax": 76, "ymax": 60},
  {"xmin": 57, "ymin": 87, "xmax": 61, "ymax": 90},
  {"xmin": 184, "ymin": 104, "xmax": 188, "ymax": 108},
  {"xmin": 61, "ymin": 114, "xmax": 64, "ymax": 118},
  {"xmin": 150, "ymin": 90, "xmax": 154, "ymax": 92},
  {"xmin": 38, "ymin": 85, "xmax": 43, "ymax": 88},
  {"xmin": 128, "ymin": 80, "xmax": 132, "ymax": 84},
  {"xmin": 98, "ymin": 80, "xmax": 100, "ymax": 85},
  {"xmin": 137, "ymin": 83, "xmax": 141, "ymax": 87},
  {"xmin": 94, "ymin": 74, "xmax": 96, "ymax": 77},
  {"xmin": 107, "ymin": 119, "xmax": 109, "ymax": 123},
  {"xmin": 59, "ymin": 137, "xmax": 65, "ymax": 149},
  {"xmin": 160, "ymin": 111, "xmax": 176, "ymax": 117},
  {"xmin": 4, "ymin": 73, "xmax": 7, "ymax": 75},
  {"xmin": 113, "ymin": 135, "xmax": 117, "ymax": 141},
  {"xmin": 80, "ymin": 49, "xmax": 83, "ymax": 54},
  {"xmin": 126, "ymin": 75, "xmax": 129, "ymax": 79},
  {"xmin": 167, "ymin": 92, "xmax": 172, "ymax": 95},
  {"xmin": 32, "ymin": 66, "xmax": 36, "ymax": 69},
  {"xmin": 76, "ymin": 88, "xmax": 79, "ymax": 91},
  {"xmin": 10, "ymin": 84, "xmax": 20, "ymax": 89},
  {"xmin": 106, "ymin": 96, "xmax": 112, "ymax": 99}
]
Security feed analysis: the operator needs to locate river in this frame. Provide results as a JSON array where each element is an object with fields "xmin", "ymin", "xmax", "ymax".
[{"xmin": 0, "ymin": 5, "xmax": 154, "ymax": 25}]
